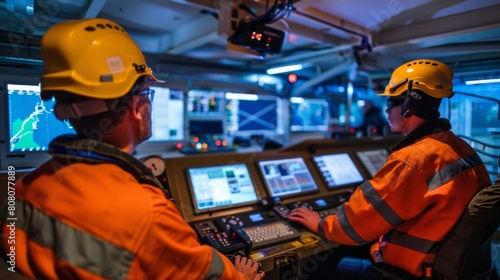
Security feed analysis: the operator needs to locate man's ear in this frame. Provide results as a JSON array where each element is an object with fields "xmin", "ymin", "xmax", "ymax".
[{"xmin": 128, "ymin": 95, "xmax": 143, "ymax": 121}]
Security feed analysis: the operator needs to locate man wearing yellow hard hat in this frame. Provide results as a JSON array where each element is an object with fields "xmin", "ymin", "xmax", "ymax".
[
  {"xmin": 289, "ymin": 59, "xmax": 491, "ymax": 279},
  {"xmin": 1, "ymin": 18, "xmax": 264, "ymax": 280}
]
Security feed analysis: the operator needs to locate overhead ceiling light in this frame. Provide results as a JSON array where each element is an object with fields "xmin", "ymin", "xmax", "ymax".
[
  {"xmin": 290, "ymin": 97, "xmax": 304, "ymax": 103},
  {"xmin": 266, "ymin": 64, "xmax": 303, "ymax": 75},
  {"xmin": 225, "ymin": 92, "xmax": 259, "ymax": 100},
  {"xmin": 465, "ymin": 78, "xmax": 500, "ymax": 85}
]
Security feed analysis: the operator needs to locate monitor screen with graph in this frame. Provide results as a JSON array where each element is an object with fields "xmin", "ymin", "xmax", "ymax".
[{"xmin": 257, "ymin": 157, "xmax": 319, "ymax": 199}]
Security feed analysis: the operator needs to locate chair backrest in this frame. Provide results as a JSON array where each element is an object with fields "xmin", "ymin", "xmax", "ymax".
[{"xmin": 433, "ymin": 179, "xmax": 500, "ymax": 280}]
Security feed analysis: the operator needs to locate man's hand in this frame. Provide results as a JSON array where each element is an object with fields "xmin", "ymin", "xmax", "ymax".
[
  {"xmin": 288, "ymin": 207, "xmax": 321, "ymax": 233},
  {"xmin": 234, "ymin": 255, "xmax": 265, "ymax": 280}
]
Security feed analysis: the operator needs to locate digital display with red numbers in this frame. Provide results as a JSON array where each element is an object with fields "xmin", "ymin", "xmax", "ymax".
[{"xmin": 231, "ymin": 22, "xmax": 284, "ymax": 55}]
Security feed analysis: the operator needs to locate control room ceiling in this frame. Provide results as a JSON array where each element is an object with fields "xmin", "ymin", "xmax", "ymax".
[{"xmin": 1, "ymin": 0, "xmax": 500, "ymax": 92}]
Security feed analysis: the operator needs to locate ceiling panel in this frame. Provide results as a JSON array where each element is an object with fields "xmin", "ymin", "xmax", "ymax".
[{"xmin": 1, "ymin": 0, "xmax": 499, "ymax": 91}]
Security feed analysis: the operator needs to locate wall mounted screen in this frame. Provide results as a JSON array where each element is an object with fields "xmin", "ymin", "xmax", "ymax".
[
  {"xmin": 257, "ymin": 157, "xmax": 319, "ymax": 198},
  {"xmin": 312, "ymin": 153, "xmax": 364, "ymax": 189},
  {"xmin": 225, "ymin": 93, "xmax": 284, "ymax": 136},
  {"xmin": 148, "ymin": 86, "xmax": 184, "ymax": 141},
  {"xmin": 290, "ymin": 97, "xmax": 329, "ymax": 132},
  {"xmin": 189, "ymin": 120, "xmax": 224, "ymax": 136},
  {"xmin": 356, "ymin": 149, "xmax": 389, "ymax": 177},
  {"xmin": 187, "ymin": 90, "xmax": 225, "ymax": 116},
  {"xmin": 187, "ymin": 163, "xmax": 258, "ymax": 213},
  {"xmin": 7, "ymin": 83, "xmax": 75, "ymax": 153}
]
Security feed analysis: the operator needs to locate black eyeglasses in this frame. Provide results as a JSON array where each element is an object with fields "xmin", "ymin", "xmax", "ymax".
[
  {"xmin": 386, "ymin": 97, "xmax": 405, "ymax": 110},
  {"xmin": 136, "ymin": 89, "xmax": 155, "ymax": 103}
]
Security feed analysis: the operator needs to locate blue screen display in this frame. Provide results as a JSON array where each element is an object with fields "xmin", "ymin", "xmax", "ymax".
[
  {"xmin": 290, "ymin": 97, "xmax": 329, "ymax": 132},
  {"xmin": 226, "ymin": 94, "xmax": 284, "ymax": 135},
  {"xmin": 7, "ymin": 83, "xmax": 75, "ymax": 153}
]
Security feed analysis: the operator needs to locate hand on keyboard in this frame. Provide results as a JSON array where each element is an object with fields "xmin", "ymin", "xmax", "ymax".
[{"xmin": 288, "ymin": 207, "xmax": 322, "ymax": 233}]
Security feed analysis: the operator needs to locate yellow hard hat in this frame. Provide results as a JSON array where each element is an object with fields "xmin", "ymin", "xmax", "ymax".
[
  {"xmin": 379, "ymin": 59, "xmax": 454, "ymax": 98},
  {"xmin": 40, "ymin": 18, "xmax": 159, "ymax": 100}
]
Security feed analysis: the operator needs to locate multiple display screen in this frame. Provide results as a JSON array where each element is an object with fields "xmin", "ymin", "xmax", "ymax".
[
  {"xmin": 312, "ymin": 153, "xmax": 364, "ymax": 189},
  {"xmin": 5, "ymin": 83, "xmax": 184, "ymax": 154},
  {"xmin": 257, "ymin": 157, "xmax": 319, "ymax": 198},
  {"xmin": 184, "ymin": 150, "xmax": 384, "ymax": 213},
  {"xmin": 187, "ymin": 163, "xmax": 259, "ymax": 213},
  {"xmin": 3, "ymin": 81, "xmax": 388, "ymax": 211}
]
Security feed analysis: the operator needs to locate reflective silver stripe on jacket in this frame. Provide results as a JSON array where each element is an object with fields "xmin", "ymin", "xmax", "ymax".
[
  {"xmin": 202, "ymin": 249, "xmax": 225, "ymax": 280},
  {"xmin": 13, "ymin": 199, "xmax": 134, "ymax": 280},
  {"xmin": 7, "ymin": 199, "xmax": 229, "ymax": 280},
  {"xmin": 426, "ymin": 153, "xmax": 483, "ymax": 190},
  {"xmin": 328, "ymin": 206, "xmax": 368, "ymax": 245},
  {"xmin": 386, "ymin": 230, "xmax": 439, "ymax": 254},
  {"xmin": 360, "ymin": 181, "xmax": 404, "ymax": 228}
]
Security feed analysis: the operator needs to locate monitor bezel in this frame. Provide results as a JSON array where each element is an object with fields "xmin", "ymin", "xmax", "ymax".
[
  {"xmin": 311, "ymin": 152, "xmax": 365, "ymax": 190},
  {"xmin": 185, "ymin": 162, "xmax": 260, "ymax": 214},
  {"xmin": 255, "ymin": 156, "xmax": 320, "ymax": 200}
]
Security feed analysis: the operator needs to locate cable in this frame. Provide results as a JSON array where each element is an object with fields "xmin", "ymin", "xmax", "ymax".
[
  {"xmin": 274, "ymin": 251, "xmax": 302, "ymax": 279},
  {"xmin": 238, "ymin": 0, "xmax": 292, "ymax": 24}
]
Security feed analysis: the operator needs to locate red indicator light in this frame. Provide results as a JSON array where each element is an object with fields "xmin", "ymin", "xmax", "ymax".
[
  {"xmin": 288, "ymin": 73, "xmax": 297, "ymax": 84},
  {"xmin": 176, "ymin": 142, "xmax": 183, "ymax": 149},
  {"xmin": 251, "ymin": 32, "xmax": 262, "ymax": 41}
]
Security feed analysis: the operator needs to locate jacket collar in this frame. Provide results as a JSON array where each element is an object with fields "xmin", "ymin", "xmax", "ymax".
[
  {"xmin": 391, "ymin": 118, "xmax": 452, "ymax": 152},
  {"xmin": 48, "ymin": 135, "xmax": 165, "ymax": 192}
]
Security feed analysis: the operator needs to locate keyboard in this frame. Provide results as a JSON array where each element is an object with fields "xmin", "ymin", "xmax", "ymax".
[{"xmin": 242, "ymin": 221, "xmax": 301, "ymax": 249}]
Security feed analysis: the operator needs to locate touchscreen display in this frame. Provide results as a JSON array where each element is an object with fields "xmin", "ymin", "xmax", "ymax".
[
  {"xmin": 313, "ymin": 153, "xmax": 364, "ymax": 189},
  {"xmin": 257, "ymin": 157, "xmax": 319, "ymax": 198},
  {"xmin": 187, "ymin": 163, "xmax": 258, "ymax": 213}
]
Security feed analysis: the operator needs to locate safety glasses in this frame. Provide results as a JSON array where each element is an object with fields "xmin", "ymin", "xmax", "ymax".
[
  {"xmin": 136, "ymin": 89, "xmax": 155, "ymax": 103},
  {"xmin": 386, "ymin": 97, "xmax": 405, "ymax": 110}
]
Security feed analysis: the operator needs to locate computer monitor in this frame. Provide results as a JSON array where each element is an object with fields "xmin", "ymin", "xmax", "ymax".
[
  {"xmin": 147, "ymin": 86, "xmax": 184, "ymax": 141},
  {"xmin": 6, "ymin": 83, "xmax": 75, "ymax": 153},
  {"xmin": 257, "ymin": 157, "xmax": 319, "ymax": 199},
  {"xmin": 225, "ymin": 93, "xmax": 284, "ymax": 136},
  {"xmin": 187, "ymin": 89, "xmax": 225, "ymax": 116},
  {"xmin": 6, "ymin": 82, "xmax": 75, "ymax": 153},
  {"xmin": 186, "ymin": 163, "xmax": 259, "ymax": 214},
  {"xmin": 312, "ymin": 153, "xmax": 364, "ymax": 189},
  {"xmin": 189, "ymin": 119, "xmax": 224, "ymax": 136},
  {"xmin": 356, "ymin": 149, "xmax": 389, "ymax": 177},
  {"xmin": 290, "ymin": 97, "xmax": 329, "ymax": 132},
  {"xmin": 0, "ymin": 78, "xmax": 78, "ymax": 169}
]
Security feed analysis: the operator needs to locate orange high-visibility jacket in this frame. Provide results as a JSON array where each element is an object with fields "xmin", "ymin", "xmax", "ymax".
[
  {"xmin": 318, "ymin": 130, "xmax": 491, "ymax": 277},
  {"xmin": 1, "ymin": 158, "xmax": 249, "ymax": 280}
]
